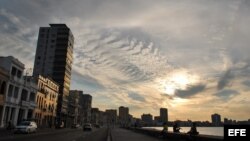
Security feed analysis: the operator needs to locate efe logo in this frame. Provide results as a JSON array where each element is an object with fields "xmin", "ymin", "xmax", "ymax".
[
  {"xmin": 224, "ymin": 125, "xmax": 249, "ymax": 141},
  {"xmin": 228, "ymin": 129, "xmax": 246, "ymax": 136}
]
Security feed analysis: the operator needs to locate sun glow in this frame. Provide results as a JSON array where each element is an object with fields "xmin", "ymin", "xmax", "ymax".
[
  {"xmin": 161, "ymin": 71, "xmax": 200, "ymax": 96},
  {"xmin": 172, "ymin": 73, "xmax": 189, "ymax": 86},
  {"xmin": 164, "ymin": 84, "xmax": 176, "ymax": 95}
]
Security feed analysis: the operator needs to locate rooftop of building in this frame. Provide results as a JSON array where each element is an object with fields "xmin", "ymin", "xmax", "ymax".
[
  {"xmin": 0, "ymin": 56, "xmax": 25, "ymax": 69},
  {"xmin": 49, "ymin": 24, "xmax": 68, "ymax": 28},
  {"xmin": 70, "ymin": 90, "xmax": 83, "ymax": 93},
  {"xmin": 37, "ymin": 75, "xmax": 60, "ymax": 87}
]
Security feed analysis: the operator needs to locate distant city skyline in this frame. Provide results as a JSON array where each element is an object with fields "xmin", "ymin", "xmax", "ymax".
[{"xmin": 1, "ymin": 0, "xmax": 250, "ymax": 121}]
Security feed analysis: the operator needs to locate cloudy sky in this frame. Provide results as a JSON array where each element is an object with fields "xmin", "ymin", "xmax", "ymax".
[{"xmin": 1, "ymin": 0, "xmax": 250, "ymax": 121}]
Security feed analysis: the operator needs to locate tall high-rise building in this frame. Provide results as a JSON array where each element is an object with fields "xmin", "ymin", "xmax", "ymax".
[
  {"xmin": 118, "ymin": 106, "xmax": 129, "ymax": 126},
  {"xmin": 33, "ymin": 24, "xmax": 74, "ymax": 125},
  {"xmin": 211, "ymin": 113, "xmax": 221, "ymax": 126},
  {"xmin": 160, "ymin": 108, "xmax": 168, "ymax": 123}
]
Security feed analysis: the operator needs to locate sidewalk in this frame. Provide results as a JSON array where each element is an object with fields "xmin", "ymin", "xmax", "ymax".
[{"xmin": 110, "ymin": 128, "xmax": 163, "ymax": 141}]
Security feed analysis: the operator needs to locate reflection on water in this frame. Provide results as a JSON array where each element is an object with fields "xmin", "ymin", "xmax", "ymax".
[{"xmin": 143, "ymin": 127, "xmax": 223, "ymax": 136}]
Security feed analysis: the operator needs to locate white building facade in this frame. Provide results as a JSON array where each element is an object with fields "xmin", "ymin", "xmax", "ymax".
[{"xmin": 0, "ymin": 56, "xmax": 37, "ymax": 127}]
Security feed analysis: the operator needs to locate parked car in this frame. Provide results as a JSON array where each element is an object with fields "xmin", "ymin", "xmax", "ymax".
[
  {"xmin": 14, "ymin": 121, "xmax": 37, "ymax": 134},
  {"xmin": 83, "ymin": 123, "xmax": 92, "ymax": 131}
]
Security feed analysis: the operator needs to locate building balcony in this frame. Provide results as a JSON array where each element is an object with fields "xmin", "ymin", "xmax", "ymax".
[
  {"xmin": 6, "ymin": 97, "xmax": 19, "ymax": 105},
  {"xmin": 20, "ymin": 100, "xmax": 29, "ymax": 107},
  {"xmin": 20, "ymin": 100, "xmax": 36, "ymax": 109},
  {"xmin": 10, "ymin": 75, "xmax": 24, "ymax": 84},
  {"xmin": 29, "ymin": 101, "xmax": 37, "ymax": 108}
]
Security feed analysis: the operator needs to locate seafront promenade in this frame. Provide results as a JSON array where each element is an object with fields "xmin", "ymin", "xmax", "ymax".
[
  {"xmin": 109, "ymin": 127, "xmax": 224, "ymax": 141},
  {"xmin": 110, "ymin": 128, "xmax": 163, "ymax": 141}
]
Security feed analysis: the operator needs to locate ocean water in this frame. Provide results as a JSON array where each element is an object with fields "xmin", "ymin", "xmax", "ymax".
[{"xmin": 143, "ymin": 127, "xmax": 224, "ymax": 137}]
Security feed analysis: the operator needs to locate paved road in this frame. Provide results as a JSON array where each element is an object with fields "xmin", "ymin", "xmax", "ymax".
[
  {"xmin": 0, "ymin": 128, "xmax": 108, "ymax": 141},
  {"xmin": 111, "ymin": 128, "xmax": 163, "ymax": 141}
]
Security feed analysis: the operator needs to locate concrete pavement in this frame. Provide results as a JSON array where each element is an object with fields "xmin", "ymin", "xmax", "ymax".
[{"xmin": 110, "ymin": 128, "xmax": 163, "ymax": 141}]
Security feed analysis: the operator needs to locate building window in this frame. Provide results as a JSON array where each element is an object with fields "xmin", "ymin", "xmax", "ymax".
[
  {"xmin": 11, "ymin": 67, "xmax": 17, "ymax": 76},
  {"xmin": 21, "ymin": 89, "xmax": 28, "ymax": 101},
  {"xmin": 8, "ymin": 84, "xmax": 14, "ymax": 97},
  {"xmin": 17, "ymin": 70, "xmax": 22, "ymax": 78},
  {"xmin": 13, "ymin": 86, "xmax": 19, "ymax": 98},
  {"xmin": 0, "ymin": 81, "xmax": 6, "ymax": 94},
  {"xmin": 29, "ymin": 92, "xmax": 35, "ymax": 102}
]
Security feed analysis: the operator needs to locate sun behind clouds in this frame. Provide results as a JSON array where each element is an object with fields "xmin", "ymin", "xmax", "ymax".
[{"xmin": 160, "ymin": 70, "xmax": 200, "ymax": 96}]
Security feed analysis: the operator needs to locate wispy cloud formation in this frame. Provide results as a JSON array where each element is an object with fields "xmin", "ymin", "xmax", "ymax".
[
  {"xmin": 215, "ymin": 89, "xmax": 239, "ymax": 100},
  {"xmin": 1, "ymin": 0, "xmax": 250, "ymax": 120},
  {"xmin": 242, "ymin": 80, "xmax": 250, "ymax": 88},
  {"xmin": 175, "ymin": 84, "xmax": 206, "ymax": 98},
  {"xmin": 217, "ymin": 70, "xmax": 234, "ymax": 90}
]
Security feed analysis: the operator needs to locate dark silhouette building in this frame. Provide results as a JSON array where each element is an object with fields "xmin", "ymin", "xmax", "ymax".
[
  {"xmin": 141, "ymin": 113, "xmax": 153, "ymax": 126},
  {"xmin": 91, "ymin": 108, "xmax": 100, "ymax": 125},
  {"xmin": 160, "ymin": 108, "xmax": 168, "ymax": 123},
  {"xmin": 119, "ymin": 106, "xmax": 129, "ymax": 126},
  {"xmin": 33, "ymin": 24, "xmax": 74, "ymax": 127},
  {"xmin": 79, "ymin": 94, "xmax": 92, "ymax": 124},
  {"xmin": 68, "ymin": 90, "xmax": 80, "ymax": 126},
  {"xmin": 211, "ymin": 113, "xmax": 221, "ymax": 126},
  {"xmin": 105, "ymin": 109, "xmax": 117, "ymax": 125}
]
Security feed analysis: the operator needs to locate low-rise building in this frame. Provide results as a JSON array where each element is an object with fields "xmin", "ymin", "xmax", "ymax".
[
  {"xmin": 106, "ymin": 109, "xmax": 117, "ymax": 125},
  {"xmin": 99, "ymin": 111, "xmax": 107, "ymax": 126},
  {"xmin": 0, "ymin": 56, "xmax": 37, "ymax": 127},
  {"xmin": 141, "ymin": 113, "xmax": 153, "ymax": 126},
  {"xmin": 34, "ymin": 75, "xmax": 59, "ymax": 128},
  {"xmin": 0, "ymin": 67, "xmax": 9, "ymax": 127},
  {"xmin": 79, "ymin": 94, "xmax": 92, "ymax": 124},
  {"xmin": 68, "ymin": 90, "xmax": 81, "ymax": 126},
  {"xmin": 91, "ymin": 108, "xmax": 100, "ymax": 125}
]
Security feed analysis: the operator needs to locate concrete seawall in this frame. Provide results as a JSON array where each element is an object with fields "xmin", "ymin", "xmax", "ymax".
[{"xmin": 124, "ymin": 127, "xmax": 223, "ymax": 141}]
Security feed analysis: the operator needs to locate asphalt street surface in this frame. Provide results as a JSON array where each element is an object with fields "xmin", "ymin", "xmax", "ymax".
[{"xmin": 0, "ymin": 128, "xmax": 108, "ymax": 141}]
